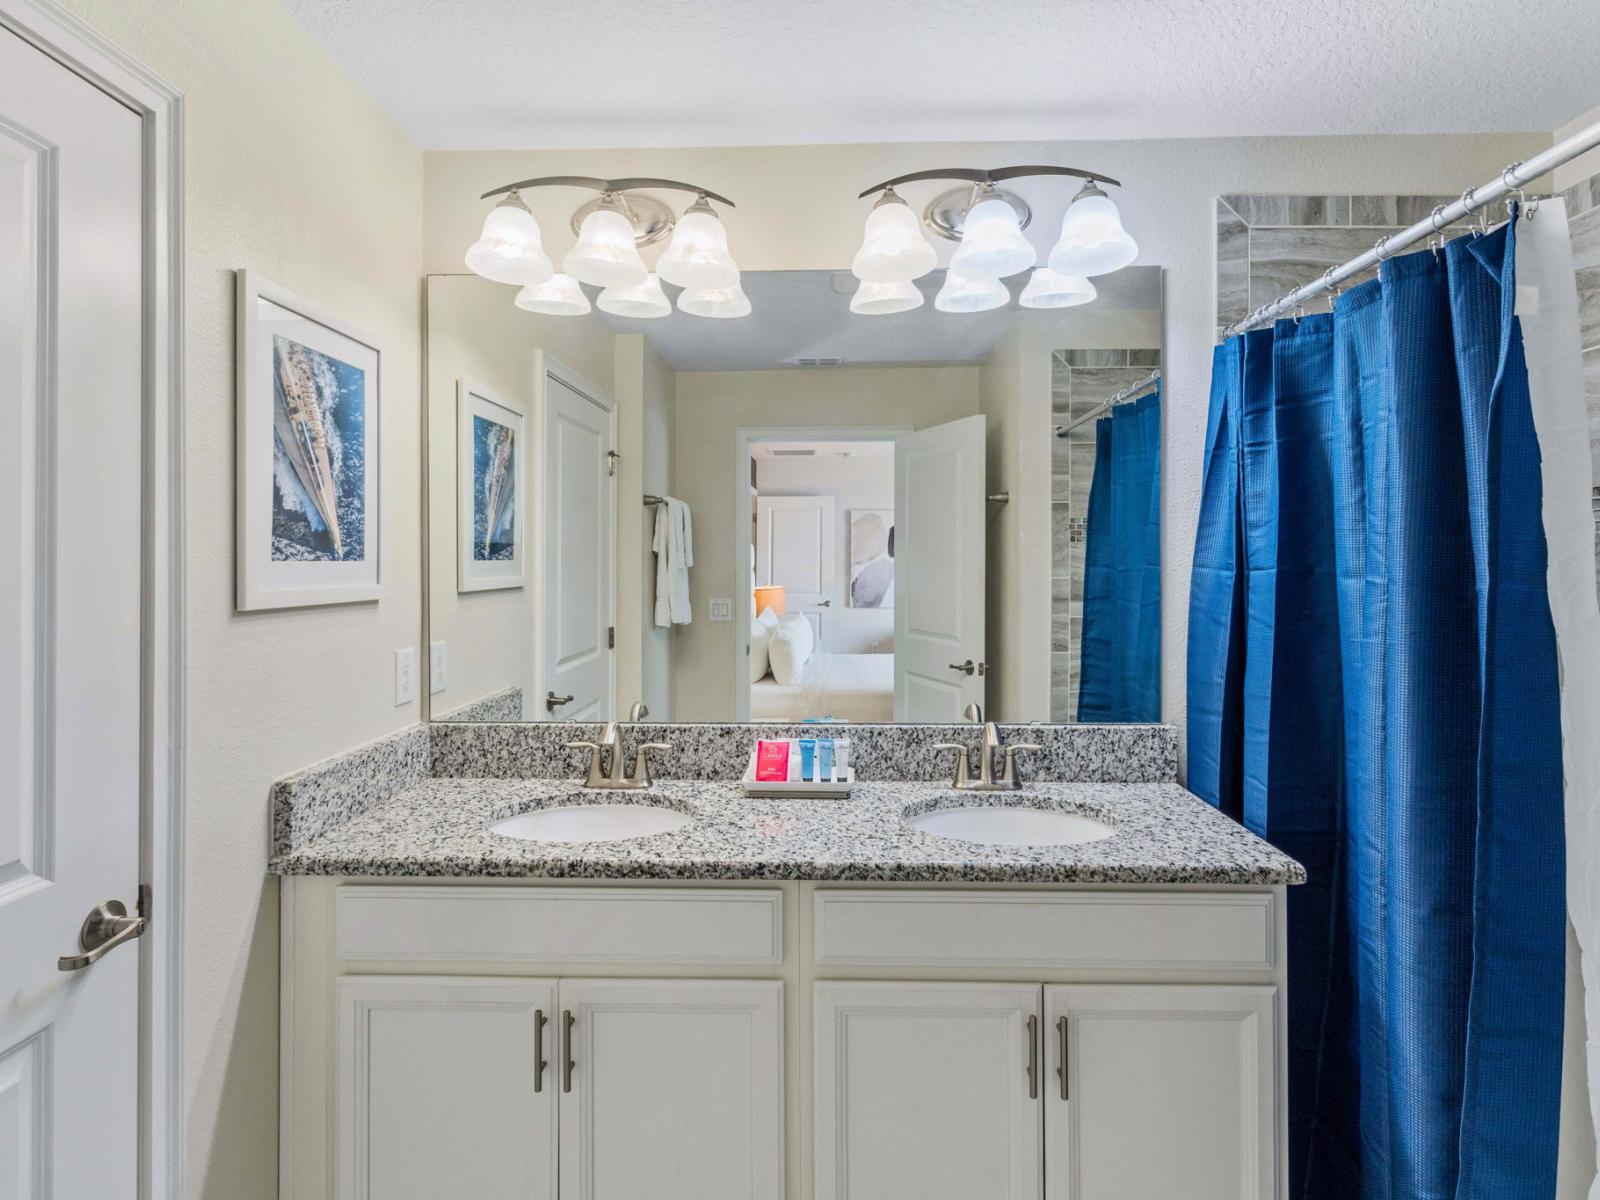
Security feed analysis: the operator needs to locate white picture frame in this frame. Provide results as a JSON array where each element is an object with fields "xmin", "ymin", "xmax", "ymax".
[
  {"xmin": 457, "ymin": 380, "xmax": 527, "ymax": 592},
  {"xmin": 235, "ymin": 270, "xmax": 382, "ymax": 610}
]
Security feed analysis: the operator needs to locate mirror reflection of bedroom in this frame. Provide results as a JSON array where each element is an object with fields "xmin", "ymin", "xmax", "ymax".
[{"xmin": 748, "ymin": 438, "xmax": 896, "ymax": 723}]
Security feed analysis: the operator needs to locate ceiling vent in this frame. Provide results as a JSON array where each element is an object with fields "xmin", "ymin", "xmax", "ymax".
[
  {"xmin": 790, "ymin": 356, "xmax": 844, "ymax": 367},
  {"xmin": 770, "ymin": 448, "xmax": 817, "ymax": 457}
]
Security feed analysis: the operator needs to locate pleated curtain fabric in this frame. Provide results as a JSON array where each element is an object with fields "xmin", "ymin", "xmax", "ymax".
[
  {"xmin": 1077, "ymin": 390, "xmax": 1162, "ymax": 721},
  {"xmin": 1187, "ymin": 218, "xmax": 1566, "ymax": 1200}
]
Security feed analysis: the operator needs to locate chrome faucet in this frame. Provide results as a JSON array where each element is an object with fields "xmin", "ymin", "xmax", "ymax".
[
  {"xmin": 933, "ymin": 722, "xmax": 1041, "ymax": 791},
  {"xmin": 566, "ymin": 722, "xmax": 671, "ymax": 789}
]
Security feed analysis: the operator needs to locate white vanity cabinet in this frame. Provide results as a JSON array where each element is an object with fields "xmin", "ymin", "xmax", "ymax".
[
  {"xmin": 335, "ymin": 975, "xmax": 783, "ymax": 1200},
  {"xmin": 813, "ymin": 982, "xmax": 1276, "ymax": 1200}
]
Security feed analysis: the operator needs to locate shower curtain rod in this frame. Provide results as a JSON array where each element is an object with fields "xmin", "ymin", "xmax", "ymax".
[
  {"xmin": 1056, "ymin": 369, "xmax": 1161, "ymax": 436},
  {"xmin": 1222, "ymin": 117, "xmax": 1600, "ymax": 339}
]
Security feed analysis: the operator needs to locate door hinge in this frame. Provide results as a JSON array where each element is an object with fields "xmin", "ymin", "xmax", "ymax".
[
  {"xmin": 606, "ymin": 449, "xmax": 620, "ymax": 477},
  {"xmin": 608, "ymin": 625, "xmax": 615, "ymax": 649},
  {"xmin": 138, "ymin": 882, "xmax": 152, "ymax": 921}
]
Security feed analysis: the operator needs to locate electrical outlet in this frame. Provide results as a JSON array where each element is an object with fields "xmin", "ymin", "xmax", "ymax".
[
  {"xmin": 395, "ymin": 647, "xmax": 416, "ymax": 705},
  {"xmin": 709, "ymin": 597, "xmax": 733, "ymax": 622},
  {"xmin": 429, "ymin": 641, "xmax": 447, "ymax": 694}
]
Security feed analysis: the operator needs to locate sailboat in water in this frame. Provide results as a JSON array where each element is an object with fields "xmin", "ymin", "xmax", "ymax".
[
  {"xmin": 274, "ymin": 339, "xmax": 344, "ymax": 559},
  {"xmin": 481, "ymin": 423, "xmax": 515, "ymax": 557}
]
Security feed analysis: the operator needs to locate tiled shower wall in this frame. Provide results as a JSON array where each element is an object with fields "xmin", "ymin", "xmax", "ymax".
[
  {"xmin": 1050, "ymin": 348, "xmax": 1161, "ymax": 722},
  {"xmin": 1217, "ymin": 184, "xmax": 1600, "ymax": 596}
]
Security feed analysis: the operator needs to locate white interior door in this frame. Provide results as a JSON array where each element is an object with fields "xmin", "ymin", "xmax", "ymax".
[
  {"xmin": 0, "ymin": 27, "xmax": 145, "ymax": 1199},
  {"xmin": 337, "ymin": 976, "xmax": 557, "ymax": 1200},
  {"xmin": 754, "ymin": 493, "xmax": 835, "ymax": 629},
  {"xmin": 1043, "ymin": 985, "xmax": 1278, "ymax": 1200},
  {"xmin": 894, "ymin": 415, "xmax": 986, "ymax": 720},
  {"xmin": 558, "ymin": 978, "xmax": 785, "ymax": 1200},
  {"xmin": 813, "ymin": 982, "xmax": 1042, "ymax": 1200},
  {"xmin": 541, "ymin": 370, "xmax": 614, "ymax": 721}
]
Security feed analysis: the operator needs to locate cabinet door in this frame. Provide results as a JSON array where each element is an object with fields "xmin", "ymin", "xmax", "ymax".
[
  {"xmin": 1044, "ymin": 985, "xmax": 1277, "ymax": 1200},
  {"xmin": 337, "ymin": 976, "xmax": 557, "ymax": 1200},
  {"xmin": 557, "ymin": 978, "xmax": 784, "ymax": 1200},
  {"xmin": 814, "ymin": 982, "xmax": 1042, "ymax": 1200}
]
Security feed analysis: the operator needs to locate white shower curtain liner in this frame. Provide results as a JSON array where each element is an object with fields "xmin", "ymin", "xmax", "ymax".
[{"xmin": 1518, "ymin": 196, "xmax": 1600, "ymax": 1199}]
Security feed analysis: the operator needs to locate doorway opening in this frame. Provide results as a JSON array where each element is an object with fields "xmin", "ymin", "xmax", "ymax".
[{"xmin": 745, "ymin": 435, "xmax": 897, "ymax": 722}]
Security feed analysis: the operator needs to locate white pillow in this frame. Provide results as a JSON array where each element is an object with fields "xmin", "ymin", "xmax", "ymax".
[
  {"xmin": 750, "ymin": 620, "xmax": 772, "ymax": 683},
  {"xmin": 767, "ymin": 613, "xmax": 815, "ymax": 686}
]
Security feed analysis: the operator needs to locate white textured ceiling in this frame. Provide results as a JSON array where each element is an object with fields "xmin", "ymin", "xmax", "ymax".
[{"xmin": 280, "ymin": 0, "xmax": 1597, "ymax": 149}]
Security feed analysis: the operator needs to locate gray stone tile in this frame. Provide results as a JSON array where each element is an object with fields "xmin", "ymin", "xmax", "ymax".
[
  {"xmin": 1396, "ymin": 195, "xmax": 1472, "ymax": 226},
  {"xmin": 1069, "ymin": 366, "xmax": 1150, "ymax": 408},
  {"xmin": 1062, "ymin": 349, "xmax": 1128, "ymax": 367},
  {"xmin": 1053, "ymin": 433, "xmax": 1072, "ymax": 501},
  {"xmin": 1216, "ymin": 200, "xmax": 1250, "ymax": 332},
  {"xmin": 1222, "ymin": 195, "xmax": 1346, "ymax": 226},
  {"xmin": 1051, "ymin": 577, "xmax": 1072, "ymax": 652},
  {"xmin": 1070, "ymin": 443, "xmax": 1097, "ymax": 515},
  {"xmin": 1068, "ymin": 539, "xmax": 1086, "ymax": 606},
  {"xmin": 1128, "ymin": 349, "xmax": 1162, "ymax": 367},
  {"xmin": 1248, "ymin": 225, "xmax": 1391, "ymax": 312},
  {"xmin": 1571, "ymin": 206, "xmax": 1600, "ymax": 350},
  {"xmin": 1050, "ymin": 653, "xmax": 1074, "ymax": 722},
  {"xmin": 1586, "ymin": 346, "xmax": 1599, "ymax": 481},
  {"xmin": 1052, "ymin": 503, "xmax": 1072, "ymax": 567},
  {"xmin": 1052, "ymin": 364, "xmax": 1072, "ymax": 414},
  {"xmin": 1561, "ymin": 174, "xmax": 1598, "ymax": 218}
]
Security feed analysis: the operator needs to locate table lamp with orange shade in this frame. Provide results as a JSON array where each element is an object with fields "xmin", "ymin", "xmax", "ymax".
[{"xmin": 752, "ymin": 584, "xmax": 786, "ymax": 618}]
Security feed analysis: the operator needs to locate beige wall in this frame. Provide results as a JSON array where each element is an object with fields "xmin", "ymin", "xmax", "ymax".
[
  {"xmin": 54, "ymin": 1, "xmax": 424, "ymax": 1196},
  {"xmin": 425, "ymin": 275, "xmax": 616, "ymax": 719},
  {"xmin": 615, "ymin": 335, "xmax": 677, "ymax": 717},
  {"xmin": 671, "ymin": 366, "xmax": 981, "ymax": 718},
  {"xmin": 423, "ymin": 131, "xmax": 1549, "ymax": 741}
]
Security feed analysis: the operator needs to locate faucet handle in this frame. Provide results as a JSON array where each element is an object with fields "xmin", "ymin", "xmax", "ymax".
[
  {"xmin": 629, "ymin": 742, "xmax": 671, "ymax": 785},
  {"xmin": 565, "ymin": 741, "xmax": 604, "ymax": 786},
  {"xmin": 1001, "ymin": 743, "xmax": 1042, "ymax": 785},
  {"xmin": 931, "ymin": 742, "xmax": 972, "ymax": 787}
]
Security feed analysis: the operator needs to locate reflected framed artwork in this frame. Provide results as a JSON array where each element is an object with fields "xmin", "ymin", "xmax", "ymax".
[
  {"xmin": 848, "ymin": 509, "xmax": 894, "ymax": 608},
  {"xmin": 235, "ymin": 270, "xmax": 382, "ymax": 610},
  {"xmin": 457, "ymin": 381, "xmax": 526, "ymax": 592}
]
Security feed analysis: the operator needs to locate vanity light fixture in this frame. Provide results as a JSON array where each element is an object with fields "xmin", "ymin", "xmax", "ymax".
[
  {"xmin": 1019, "ymin": 267, "xmax": 1096, "ymax": 309},
  {"xmin": 934, "ymin": 271, "xmax": 1009, "ymax": 313},
  {"xmin": 849, "ymin": 278, "xmax": 924, "ymax": 315},
  {"xmin": 678, "ymin": 281, "xmax": 753, "ymax": 319},
  {"xmin": 514, "ymin": 273, "xmax": 591, "ymax": 316},
  {"xmin": 464, "ymin": 191, "xmax": 554, "ymax": 285},
  {"xmin": 466, "ymin": 175, "xmax": 749, "ymax": 316},
  {"xmin": 1048, "ymin": 181, "xmax": 1139, "ymax": 278},
  {"xmin": 851, "ymin": 165, "xmax": 1132, "ymax": 312},
  {"xmin": 597, "ymin": 273, "xmax": 673, "ymax": 319}
]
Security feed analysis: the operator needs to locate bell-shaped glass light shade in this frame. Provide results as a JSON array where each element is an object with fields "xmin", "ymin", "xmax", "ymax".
[
  {"xmin": 948, "ymin": 196, "xmax": 1035, "ymax": 280},
  {"xmin": 564, "ymin": 207, "xmax": 648, "ymax": 289},
  {"xmin": 514, "ymin": 273, "xmax": 591, "ymax": 316},
  {"xmin": 935, "ymin": 272, "xmax": 1009, "ymax": 313},
  {"xmin": 465, "ymin": 196, "xmax": 554, "ymax": 286},
  {"xmin": 596, "ymin": 273, "xmax": 671, "ymax": 319},
  {"xmin": 1018, "ymin": 267, "xmax": 1096, "ymax": 309},
  {"xmin": 849, "ymin": 279, "xmax": 924, "ymax": 316},
  {"xmin": 1048, "ymin": 185, "xmax": 1139, "ymax": 278},
  {"xmin": 656, "ymin": 208, "xmax": 739, "ymax": 290},
  {"xmin": 677, "ymin": 281, "xmax": 752, "ymax": 319},
  {"xmin": 852, "ymin": 197, "xmax": 938, "ymax": 283}
]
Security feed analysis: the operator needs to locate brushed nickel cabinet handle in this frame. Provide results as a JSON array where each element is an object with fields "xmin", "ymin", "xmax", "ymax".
[
  {"xmin": 1027, "ymin": 1014, "xmax": 1039, "ymax": 1099},
  {"xmin": 562, "ymin": 1009, "xmax": 575, "ymax": 1093},
  {"xmin": 1057, "ymin": 1015, "xmax": 1070, "ymax": 1101},
  {"xmin": 534, "ymin": 1009, "xmax": 547, "ymax": 1093}
]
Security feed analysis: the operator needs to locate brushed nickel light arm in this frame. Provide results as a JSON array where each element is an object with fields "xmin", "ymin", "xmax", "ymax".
[
  {"xmin": 481, "ymin": 176, "xmax": 736, "ymax": 207},
  {"xmin": 856, "ymin": 164, "xmax": 1121, "ymax": 200}
]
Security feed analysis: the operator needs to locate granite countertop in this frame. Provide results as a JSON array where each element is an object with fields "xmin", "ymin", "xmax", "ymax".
[{"xmin": 270, "ymin": 777, "xmax": 1305, "ymax": 885}]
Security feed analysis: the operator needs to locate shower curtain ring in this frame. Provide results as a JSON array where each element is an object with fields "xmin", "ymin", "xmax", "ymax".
[
  {"xmin": 1322, "ymin": 267, "xmax": 1339, "ymax": 311},
  {"xmin": 1428, "ymin": 204, "xmax": 1449, "ymax": 256}
]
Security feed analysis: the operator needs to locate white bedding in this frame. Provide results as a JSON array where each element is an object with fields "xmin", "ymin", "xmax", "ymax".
[{"xmin": 750, "ymin": 651, "xmax": 894, "ymax": 722}]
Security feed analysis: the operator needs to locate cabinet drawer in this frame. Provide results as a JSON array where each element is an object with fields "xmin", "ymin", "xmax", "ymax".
[
  {"xmin": 337, "ymin": 885, "xmax": 784, "ymax": 965},
  {"xmin": 813, "ymin": 889, "xmax": 1274, "ymax": 971}
]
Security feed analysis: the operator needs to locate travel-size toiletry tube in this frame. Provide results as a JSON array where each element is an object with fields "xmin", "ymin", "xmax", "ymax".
[
  {"xmin": 798, "ymin": 738, "xmax": 817, "ymax": 783},
  {"xmin": 755, "ymin": 739, "xmax": 790, "ymax": 782},
  {"xmin": 818, "ymin": 738, "xmax": 835, "ymax": 782},
  {"xmin": 835, "ymin": 737, "xmax": 851, "ymax": 779}
]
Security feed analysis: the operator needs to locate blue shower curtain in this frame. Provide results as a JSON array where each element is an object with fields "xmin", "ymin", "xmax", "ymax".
[
  {"xmin": 1078, "ymin": 389, "xmax": 1161, "ymax": 721},
  {"xmin": 1187, "ymin": 220, "xmax": 1566, "ymax": 1199}
]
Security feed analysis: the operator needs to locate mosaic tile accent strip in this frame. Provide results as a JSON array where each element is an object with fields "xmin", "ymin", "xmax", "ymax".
[{"xmin": 270, "ymin": 724, "xmax": 429, "ymax": 856}]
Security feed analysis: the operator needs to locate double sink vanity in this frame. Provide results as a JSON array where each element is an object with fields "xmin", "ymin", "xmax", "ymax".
[{"xmin": 273, "ymin": 719, "xmax": 1302, "ymax": 1200}]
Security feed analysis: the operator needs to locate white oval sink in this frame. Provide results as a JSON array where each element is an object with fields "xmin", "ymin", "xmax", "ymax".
[
  {"xmin": 490, "ymin": 802, "xmax": 691, "ymax": 844},
  {"xmin": 905, "ymin": 804, "xmax": 1114, "ymax": 847}
]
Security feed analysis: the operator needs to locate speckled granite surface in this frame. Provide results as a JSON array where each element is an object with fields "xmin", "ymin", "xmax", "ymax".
[
  {"xmin": 434, "ymin": 686, "xmax": 523, "ymax": 723},
  {"xmin": 270, "ymin": 777, "xmax": 1303, "ymax": 884},
  {"xmin": 427, "ymin": 721, "xmax": 1177, "ymax": 784},
  {"xmin": 270, "ymin": 724, "xmax": 429, "ymax": 856}
]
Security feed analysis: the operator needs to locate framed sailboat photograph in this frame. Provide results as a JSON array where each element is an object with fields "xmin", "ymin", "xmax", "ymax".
[
  {"xmin": 456, "ymin": 380, "xmax": 526, "ymax": 592},
  {"xmin": 235, "ymin": 271, "xmax": 382, "ymax": 610}
]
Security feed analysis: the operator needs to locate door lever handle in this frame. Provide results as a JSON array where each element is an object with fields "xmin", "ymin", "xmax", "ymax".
[
  {"xmin": 546, "ymin": 691, "xmax": 575, "ymax": 712},
  {"xmin": 948, "ymin": 659, "xmax": 977, "ymax": 675},
  {"xmin": 58, "ymin": 898, "xmax": 146, "ymax": 971}
]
